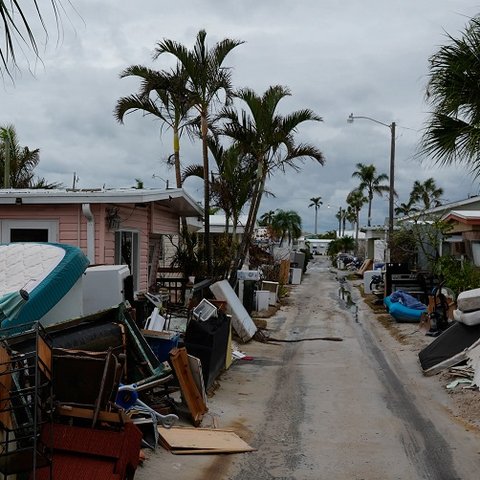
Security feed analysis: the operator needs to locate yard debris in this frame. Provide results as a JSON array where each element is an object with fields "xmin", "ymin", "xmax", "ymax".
[{"xmin": 446, "ymin": 379, "xmax": 473, "ymax": 389}]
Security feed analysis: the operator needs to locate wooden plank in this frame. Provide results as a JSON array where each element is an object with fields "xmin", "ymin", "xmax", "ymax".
[
  {"xmin": 57, "ymin": 404, "xmax": 129, "ymax": 424},
  {"xmin": 157, "ymin": 426, "xmax": 255, "ymax": 452},
  {"xmin": 169, "ymin": 348, "xmax": 207, "ymax": 426},
  {"xmin": 0, "ymin": 344, "xmax": 12, "ymax": 429},
  {"xmin": 279, "ymin": 259, "xmax": 290, "ymax": 285},
  {"xmin": 171, "ymin": 447, "xmax": 255, "ymax": 454},
  {"xmin": 37, "ymin": 334, "xmax": 52, "ymax": 380}
]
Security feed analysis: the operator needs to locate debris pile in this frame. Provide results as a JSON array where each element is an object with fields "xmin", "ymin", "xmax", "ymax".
[{"xmin": 0, "ymin": 243, "xmax": 271, "ymax": 478}]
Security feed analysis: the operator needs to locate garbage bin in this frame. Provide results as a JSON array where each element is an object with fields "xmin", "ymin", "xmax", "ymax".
[
  {"xmin": 242, "ymin": 280, "xmax": 256, "ymax": 314},
  {"xmin": 184, "ymin": 312, "xmax": 231, "ymax": 390}
]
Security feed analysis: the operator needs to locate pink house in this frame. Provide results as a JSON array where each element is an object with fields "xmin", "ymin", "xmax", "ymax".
[{"xmin": 0, "ymin": 188, "xmax": 202, "ymax": 293}]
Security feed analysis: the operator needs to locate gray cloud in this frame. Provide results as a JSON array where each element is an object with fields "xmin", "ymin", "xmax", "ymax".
[{"xmin": 1, "ymin": 0, "xmax": 479, "ymax": 233}]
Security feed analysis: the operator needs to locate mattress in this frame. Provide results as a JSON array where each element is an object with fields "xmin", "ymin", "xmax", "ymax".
[
  {"xmin": 210, "ymin": 280, "xmax": 257, "ymax": 342},
  {"xmin": 418, "ymin": 322, "xmax": 480, "ymax": 371},
  {"xmin": 0, "ymin": 243, "xmax": 89, "ymax": 332},
  {"xmin": 456, "ymin": 288, "xmax": 480, "ymax": 312},
  {"xmin": 453, "ymin": 308, "xmax": 480, "ymax": 326}
]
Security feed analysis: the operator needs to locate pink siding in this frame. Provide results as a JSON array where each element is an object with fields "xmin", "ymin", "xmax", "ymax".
[
  {"xmin": 0, "ymin": 201, "xmax": 180, "ymax": 293},
  {"xmin": 0, "ymin": 205, "xmax": 82, "ymax": 246},
  {"xmin": 151, "ymin": 205, "xmax": 180, "ymax": 234}
]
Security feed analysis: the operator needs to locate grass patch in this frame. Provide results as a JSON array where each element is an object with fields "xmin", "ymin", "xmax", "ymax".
[{"xmin": 376, "ymin": 314, "xmax": 410, "ymax": 345}]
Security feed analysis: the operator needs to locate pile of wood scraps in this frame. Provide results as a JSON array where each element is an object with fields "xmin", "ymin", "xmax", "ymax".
[
  {"xmin": 445, "ymin": 365, "xmax": 476, "ymax": 390},
  {"xmin": 157, "ymin": 426, "xmax": 255, "ymax": 454}
]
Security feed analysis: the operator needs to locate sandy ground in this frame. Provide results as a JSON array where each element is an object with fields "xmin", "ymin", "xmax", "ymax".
[{"xmin": 135, "ymin": 257, "xmax": 480, "ymax": 479}]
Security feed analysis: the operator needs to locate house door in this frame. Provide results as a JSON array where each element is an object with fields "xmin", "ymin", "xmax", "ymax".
[{"xmin": 115, "ymin": 230, "xmax": 139, "ymax": 291}]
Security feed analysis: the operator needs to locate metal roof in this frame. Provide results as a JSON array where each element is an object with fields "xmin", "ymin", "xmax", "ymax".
[{"xmin": 0, "ymin": 188, "xmax": 203, "ymax": 217}]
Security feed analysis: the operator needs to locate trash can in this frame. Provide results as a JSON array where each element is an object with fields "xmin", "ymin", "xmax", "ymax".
[
  {"xmin": 242, "ymin": 280, "xmax": 256, "ymax": 314},
  {"xmin": 184, "ymin": 312, "xmax": 231, "ymax": 390}
]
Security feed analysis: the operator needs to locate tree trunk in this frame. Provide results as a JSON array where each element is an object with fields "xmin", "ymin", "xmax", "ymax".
[
  {"xmin": 355, "ymin": 209, "xmax": 359, "ymax": 255},
  {"xmin": 201, "ymin": 110, "xmax": 212, "ymax": 276},
  {"xmin": 367, "ymin": 193, "xmax": 373, "ymax": 227},
  {"xmin": 173, "ymin": 124, "xmax": 188, "ymax": 232},
  {"xmin": 173, "ymin": 125, "xmax": 181, "ymax": 188},
  {"xmin": 229, "ymin": 161, "xmax": 265, "ymax": 285}
]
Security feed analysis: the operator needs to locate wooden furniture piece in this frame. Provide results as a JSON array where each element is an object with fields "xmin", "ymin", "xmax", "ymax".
[
  {"xmin": 169, "ymin": 347, "xmax": 207, "ymax": 426},
  {"xmin": 34, "ymin": 422, "xmax": 143, "ymax": 480}
]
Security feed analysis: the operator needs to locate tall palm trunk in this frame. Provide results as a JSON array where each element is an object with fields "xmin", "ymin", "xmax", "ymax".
[
  {"xmin": 367, "ymin": 193, "xmax": 373, "ymax": 227},
  {"xmin": 173, "ymin": 123, "xmax": 182, "ymax": 188},
  {"xmin": 173, "ymin": 124, "xmax": 189, "ymax": 233},
  {"xmin": 201, "ymin": 110, "xmax": 212, "ymax": 275},
  {"xmin": 229, "ymin": 161, "xmax": 265, "ymax": 284},
  {"xmin": 355, "ymin": 209, "xmax": 360, "ymax": 254}
]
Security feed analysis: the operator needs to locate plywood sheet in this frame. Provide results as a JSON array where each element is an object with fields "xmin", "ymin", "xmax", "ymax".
[{"xmin": 158, "ymin": 426, "xmax": 255, "ymax": 453}]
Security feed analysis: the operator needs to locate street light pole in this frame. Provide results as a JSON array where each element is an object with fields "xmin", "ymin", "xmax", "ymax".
[
  {"xmin": 327, "ymin": 204, "xmax": 344, "ymax": 238},
  {"xmin": 388, "ymin": 121, "xmax": 396, "ymax": 240},
  {"xmin": 347, "ymin": 113, "xmax": 396, "ymax": 240}
]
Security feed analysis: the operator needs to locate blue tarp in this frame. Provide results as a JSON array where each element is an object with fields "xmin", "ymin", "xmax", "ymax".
[{"xmin": 389, "ymin": 290, "xmax": 427, "ymax": 310}]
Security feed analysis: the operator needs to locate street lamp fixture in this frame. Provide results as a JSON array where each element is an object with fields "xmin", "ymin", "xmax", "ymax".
[
  {"xmin": 347, "ymin": 113, "xmax": 396, "ymax": 241},
  {"xmin": 327, "ymin": 204, "xmax": 344, "ymax": 237}
]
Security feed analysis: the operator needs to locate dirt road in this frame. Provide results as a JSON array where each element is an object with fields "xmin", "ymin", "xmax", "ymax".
[{"xmin": 137, "ymin": 256, "xmax": 480, "ymax": 479}]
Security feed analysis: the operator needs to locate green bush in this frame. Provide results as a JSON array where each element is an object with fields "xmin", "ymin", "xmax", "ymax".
[{"xmin": 434, "ymin": 255, "xmax": 480, "ymax": 296}]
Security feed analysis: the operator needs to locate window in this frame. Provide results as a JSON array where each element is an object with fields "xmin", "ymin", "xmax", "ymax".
[
  {"xmin": 115, "ymin": 230, "xmax": 139, "ymax": 290},
  {"xmin": 471, "ymin": 241, "xmax": 480, "ymax": 266},
  {"xmin": 0, "ymin": 220, "xmax": 58, "ymax": 243}
]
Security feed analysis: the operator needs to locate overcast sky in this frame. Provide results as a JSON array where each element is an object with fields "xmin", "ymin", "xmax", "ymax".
[{"xmin": 2, "ymin": 1, "xmax": 480, "ymax": 233}]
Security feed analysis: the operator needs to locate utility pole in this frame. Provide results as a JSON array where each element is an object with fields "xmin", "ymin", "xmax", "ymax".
[{"xmin": 4, "ymin": 132, "xmax": 11, "ymax": 188}]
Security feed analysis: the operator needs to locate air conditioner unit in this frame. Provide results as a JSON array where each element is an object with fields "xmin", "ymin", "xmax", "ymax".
[{"xmin": 237, "ymin": 270, "xmax": 260, "ymax": 281}]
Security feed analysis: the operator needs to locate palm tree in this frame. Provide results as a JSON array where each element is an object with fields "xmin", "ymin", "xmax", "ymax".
[
  {"xmin": 222, "ymin": 85, "xmax": 325, "ymax": 281},
  {"xmin": 346, "ymin": 189, "xmax": 368, "ymax": 252},
  {"xmin": 154, "ymin": 30, "xmax": 244, "ymax": 275},
  {"xmin": 409, "ymin": 178, "xmax": 444, "ymax": 210},
  {"xmin": 308, "ymin": 196, "xmax": 323, "ymax": 234},
  {"xmin": 352, "ymin": 163, "xmax": 389, "ymax": 227},
  {"xmin": 115, "ymin": 64, "xmax": 195, "ymax": 188},
  {"xmin": 0, "ymin": 125, "xmax": 60, "ymax": 188},
  {"xmin": 182, "ymin": 138, "xmax": 254, "ymax": 237},
  {"xmin": 420, "ymin": 16, "xmax": 480, "ymax": 175},
  {"xmin": 271, "ymin": 210, "xmax": 302, "ymax": 247},
  {"xmin": 335, "ymin": 207, "xmax": 346, "ymax": 237},
  {"xmin": 258, "ymin": 210, "xmax": 276, "ymax": 227},
  {"xmin": 1, "ymin": 1, "xmax": 78, "ymax": 77},
  {"xmin": 395, "ymin": 199, "xmax": 418, "ymax": 217}
]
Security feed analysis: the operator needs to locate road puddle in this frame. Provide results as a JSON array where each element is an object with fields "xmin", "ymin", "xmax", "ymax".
[{"xmin": 338, "ymin": 284, "xmax": 359, "ymax": 322}]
